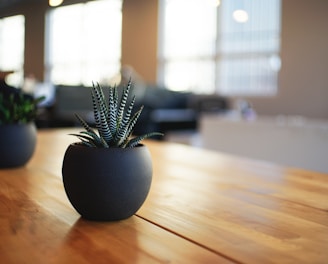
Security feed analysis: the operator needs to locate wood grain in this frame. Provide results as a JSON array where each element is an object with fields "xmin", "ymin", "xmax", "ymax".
[
  {"xmin": 1, "ymin": 128, "xmax": 327, "ymax": 263},
  {"xmin": 0, "ymin": 129, "xmax": 232, "ymax": 263},
  {"xmin": 137, "ymin": 142, "xmax": 328, "ymax": 264}
]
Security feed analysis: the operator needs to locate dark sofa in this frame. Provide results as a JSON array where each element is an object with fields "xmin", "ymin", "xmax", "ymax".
[{"xmin": 37, "ymin": 84, "xmax": 229, "ymax": 137}]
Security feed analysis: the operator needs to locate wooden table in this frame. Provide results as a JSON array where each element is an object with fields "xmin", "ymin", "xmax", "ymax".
[{"xmin": 0, "ymin": 129, "xmax": 327, "ymax": 263}]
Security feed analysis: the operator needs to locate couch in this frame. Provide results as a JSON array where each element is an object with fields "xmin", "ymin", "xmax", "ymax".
[{"xmin": 37, "ymin": 84, "xmax": 230, "ymax": 138}]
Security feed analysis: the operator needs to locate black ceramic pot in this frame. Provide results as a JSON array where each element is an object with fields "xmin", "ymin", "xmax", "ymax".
[
  {"xmin": 0, "ymin": 122, "xmax": 37, "ymax": 168},
  {"xmin": 62, "ymin": 143, "xmax": 153, "ymax": 221}
]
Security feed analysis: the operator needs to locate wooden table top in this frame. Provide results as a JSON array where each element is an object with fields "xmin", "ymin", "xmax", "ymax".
[{"xmin": 0, "ymin": 128, "xmax": 327, "ymax": 263}]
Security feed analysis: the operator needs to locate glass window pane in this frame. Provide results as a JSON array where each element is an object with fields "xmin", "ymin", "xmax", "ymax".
[
  {"xmin": 164, "ymin": 60, "xmax": 215, "ymax": 93},
  {"xmin": 46, "ymin": 0, "xmax": 122, "ymax": 85},
  {"xmin": 217, "ymin": 0, "xmax": 281, "ymax": 95},
  {"xmin": 219, "ymin": 0, "xmax": 281, "ymax": 53},
  {"xmin": 217, "ymin": 56, "xmax": 279, "ymax": 96},
  {"xmin": 0, "ymin": 15, "xmax": 25, "ymax": 87},
  {"xmin": 162, "ymin": 0, "xmax": 217, "ymax": 59}
]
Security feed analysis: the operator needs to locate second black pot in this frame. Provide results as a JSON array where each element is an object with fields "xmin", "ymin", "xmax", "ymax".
[{"xmin": 0, "ymin": 122, "xmax": 37, "ymax": 168}]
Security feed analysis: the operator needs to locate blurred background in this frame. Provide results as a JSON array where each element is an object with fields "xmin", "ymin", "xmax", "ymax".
[{"xmin": 0, "ymin": 0, "xmax": 327, "ymax": 172}]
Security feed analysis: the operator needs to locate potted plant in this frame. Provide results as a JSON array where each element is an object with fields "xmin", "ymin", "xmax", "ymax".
[
  {"xmin": 62, "ymin": 80, "xmax": 163, "ymax": 221},
  {"xmin": 0, "ymin": 86, "xmax": 44, "ymax": 168}
]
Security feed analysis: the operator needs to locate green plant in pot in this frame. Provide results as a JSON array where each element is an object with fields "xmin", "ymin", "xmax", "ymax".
[
  {"xmin": 0, "ymin": 87, "xmax": 44, "ymax": 168},
  {"xmin": 62, "ymin": 80, "xmax": 163, "ymax": 221}
]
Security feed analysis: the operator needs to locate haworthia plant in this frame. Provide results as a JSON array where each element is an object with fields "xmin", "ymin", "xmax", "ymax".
[{"xmin": 71, "ymin": 80, "xmax": 163, "ymax": 148}]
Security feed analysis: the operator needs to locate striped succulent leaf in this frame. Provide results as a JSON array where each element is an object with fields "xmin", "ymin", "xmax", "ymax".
[
  {"xmin": 90, "ymin": 87, "xmax": 101, "ymax": 131},
  {"xmin": 116, "ymin": 79, "xmax": 131, "ymax": 127},
  {"xmin": 124, "ymin": 105, "xmax": 144, "ymax": 139},
  {"xmin": 91, "ymin": 83, "xmax": 112, "ymax": 143},
  {"xmin": 70, "ymin": 130, "xmax": 107, "ymax": 147},
  {"xmin": 125, "ymin": 132, "xmax": 162, "ymax": 148},
  {"xmin": 114, "ymin": 96, "xmax": 136, "ymax": 146},
  {"xmin": 108, "ymin": 85, "xmax": 118, "ymax": 135},
  {"xmin": 72, "ymin": 79, "xmax": 163, "ymax": 148}
]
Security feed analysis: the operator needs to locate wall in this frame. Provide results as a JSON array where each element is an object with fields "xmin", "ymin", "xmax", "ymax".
[
  {"xmin": 121, "ymin": 0, "xmax": 158, "ymax": 84},
  {"xmin": 24, "ymin": 3, "xmax": 47, "ymax": 81}
]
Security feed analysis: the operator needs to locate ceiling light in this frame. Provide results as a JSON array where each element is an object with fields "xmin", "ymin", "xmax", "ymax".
[
  {"xmin": 49, "ymin": 0, "xmax": 64, "ymax": 7},
  {"xmin": 233, "ymin": 9, "xmax": 249, "ymax": 23}
]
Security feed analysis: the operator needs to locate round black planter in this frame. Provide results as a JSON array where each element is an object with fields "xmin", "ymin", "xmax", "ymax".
[
  {"xmin": 62, "ymin": 143, "xmax": 153, "ymax": 221},
  {"xmin": 0, "ymin": 122, "xmax": 37, "ymax": 168}
]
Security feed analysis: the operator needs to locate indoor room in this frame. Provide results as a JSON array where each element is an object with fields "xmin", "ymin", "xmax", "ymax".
[{"xmin": 0, "ymin": 1, "xmax": 327, "ymax": 263}]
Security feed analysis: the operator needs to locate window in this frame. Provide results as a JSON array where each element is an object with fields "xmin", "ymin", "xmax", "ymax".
[
  {"xmin": 158, "ymin": 0, "xmax": 281, "ymax": 96},
  {"xmin": 46, "ymin": 0, "xmax": 122, "ymax": 86},
  {"xmin": 0, "ymin": 15, "xmax": 25, "ymax": 87}
]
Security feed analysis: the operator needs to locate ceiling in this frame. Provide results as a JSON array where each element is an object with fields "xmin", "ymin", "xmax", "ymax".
[
  {"xmin": 0, "ymin": 0, "xmax": 45, "ymax": 9},
  {"xmin": 0, "ymin": 0, "xmax": 21, "ymax": 8},
  {"xmin": 0, "ymin": 0, "xmax": 93, "ymax": 10}
]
